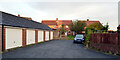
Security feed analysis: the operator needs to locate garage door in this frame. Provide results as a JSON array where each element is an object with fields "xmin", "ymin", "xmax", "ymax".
[
  {"xmin": 51, "ymin": 31, "xmax": 53, "ymax": 40},
  {"xmin": 45, "ymin": 31, "xmax": 49, "ymax": 41},
  {"xmin": 6, "ymin": 28, "xmax": 22, "ymax": 49},
  {"xmin": 38, "ymin": 30, "xmax": 43, "ymax": 42},
  {"xmin": 27, "ymin": 29, "xmax": 35, "ymax": 45}
]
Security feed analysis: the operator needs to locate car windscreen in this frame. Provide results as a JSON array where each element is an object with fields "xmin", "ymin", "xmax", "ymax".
[{"xmin": 75, "ymin": 35, "xmax": 83, "ymax": 38}]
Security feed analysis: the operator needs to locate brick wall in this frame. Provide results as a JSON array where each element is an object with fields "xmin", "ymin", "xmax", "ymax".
[
  {"xmin": 35, "ymin": 30, "xmax": 38, "ymax": 43},
  {"xmin": 43, "ymin": 31, "xmax": 45, "ymax": 42},
  {"xmin": 22, "ymin": 29, "xmax": 26, "ymax": 46},
  {"xmin": 3, "ymin": 27, "xmax": 6, "ymax": 51}
]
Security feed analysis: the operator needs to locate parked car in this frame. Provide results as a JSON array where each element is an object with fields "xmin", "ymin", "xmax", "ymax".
[{"xmin": 73, "ymin": 34, "xmax": 84, "ymax": 43}]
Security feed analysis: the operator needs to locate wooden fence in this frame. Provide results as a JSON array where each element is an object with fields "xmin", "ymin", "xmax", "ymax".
[{"xmin": 90, "ymin": 33, "xmax": 120, "ymax": 54}]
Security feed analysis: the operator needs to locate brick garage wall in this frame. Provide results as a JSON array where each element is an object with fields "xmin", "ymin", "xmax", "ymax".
[
  {"xmin": 53, "ymin": 30, "xmax": 59, "ymax": 38},
  {"xmin": 3, "ymin": 26, "xmax": 5, "ymax": 51},
  {"xmin": 0, "ymin": 26, "xmax": 2, "ymax": 51},
  {"xmin": 35, "ymin": 30, "xmax": 38, "ymax": 43},
  {"xmin": 22, "ymin": 29, "xmax": 26, "ymax": 46},
  {"xmin": 43, "ymin": 31, "xmax": 45, "ymax": 42}
]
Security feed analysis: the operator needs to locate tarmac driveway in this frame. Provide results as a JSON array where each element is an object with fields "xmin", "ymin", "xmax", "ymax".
[{"xmin": 2, "ymin": 40, "xmax": 119, "ymax": 58}]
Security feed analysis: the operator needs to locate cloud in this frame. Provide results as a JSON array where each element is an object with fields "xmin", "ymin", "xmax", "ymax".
[{"xmin": 0, "ymin": 1, "xmax": 119, "ymax": 30}]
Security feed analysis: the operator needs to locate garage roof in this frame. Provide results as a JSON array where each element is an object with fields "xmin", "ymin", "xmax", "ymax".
[{"xmin": 0, "ymin": 11, "xmax": 53, "ymax": 31}]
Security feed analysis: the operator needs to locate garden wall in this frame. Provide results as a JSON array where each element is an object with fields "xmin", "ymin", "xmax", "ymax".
[{"xmin": 90, "ymin": 33, "xmax": 120, "ymax": 54}]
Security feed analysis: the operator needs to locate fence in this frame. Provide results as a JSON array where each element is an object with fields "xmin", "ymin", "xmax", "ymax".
[{"xmin": 90, "ymin": 33, "xmax": 120, "ymax": 54}]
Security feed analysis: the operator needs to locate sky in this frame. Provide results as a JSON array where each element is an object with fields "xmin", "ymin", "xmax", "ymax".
[{"xmin": 0, "ymin": 0, "xmax": 120, "ymax": 30}]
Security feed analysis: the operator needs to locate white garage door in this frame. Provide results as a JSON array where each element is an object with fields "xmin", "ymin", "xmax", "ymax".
[
  {"xmin": 38, "ymin": 30, "xmax": 43, "ymax": 42},
  {"xmin": 51, "ymin": 31, "xmax": 53, "ymax": 40},
  {"xmin": 27, "ymin": 29, "xmax": 35, "ymax": 45},
  {"xmin": 45, "ymin": 31, "xmax": 49, "ymax": 41},
  {"xmin": 6, "ymin": 28, "xmax": 22, "ymax": 49}
]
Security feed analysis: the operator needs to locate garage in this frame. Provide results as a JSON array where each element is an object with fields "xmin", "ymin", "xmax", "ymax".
[
  {"xmin": 38, "ymin": 30, "xmax": 43, "ymax": 42},
  {"xmin": 50, "ymin": 31, "xmax": 53, "ymax": 40},
  {"xmin": 27, "ymin": 29, "xmax": 35, "ymax": 45},
  {"xmin": 5, "ymin": 27, "xmax": 22, "ymax": 49},
  {"xmin": 0, "ymin": 11, "xmax": 53, "ymax": 51},
  {"xmin": 45, "ymin": 31, "xmax": 49, "ymax": 41}
]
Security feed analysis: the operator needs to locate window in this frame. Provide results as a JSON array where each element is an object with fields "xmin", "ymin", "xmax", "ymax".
[
  {"xmin": 66, "ymin": 25, "xmax": 68, "ymax": 28},
  {"xmin": 69, "ymin": 31, "xmax": 71, "ymax": 33},
  {"xmin": 58, "ymin": 25, "xmax": 61, "ymax": 28},
  {"xmin": 53, "ymin": 25, "xmax": 56, "ymax": 28}
]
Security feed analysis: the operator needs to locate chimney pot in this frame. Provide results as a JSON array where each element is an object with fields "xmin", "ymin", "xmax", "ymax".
[
  {"xmin": 56, "ymin": 18, "xmax": 58, "ymax": 21},
  {"xmin": 18, "ymin": 14, "xmax": 20, "ymax": 17},
  {"xmin": 87, "ymin": 19, "xmax": 89, "ymax": 21}
]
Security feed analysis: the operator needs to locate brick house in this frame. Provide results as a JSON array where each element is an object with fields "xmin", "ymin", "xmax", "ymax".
[
  {"xmin": 78, "ymin": 19, "xmax": 101, "ymax": 34},
  {"xmin": 42, "ymin": 18, "xmax": 101, "ymax": 36},
  {"xmin": 42, "ymin": 18, "xmax": 73, "ymax": 37},
  {"xmin": 0, "ymin": 11, "xmax": 54, "ymax": 52}
]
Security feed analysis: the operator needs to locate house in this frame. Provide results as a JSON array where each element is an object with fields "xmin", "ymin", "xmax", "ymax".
[
  {"xmin": 78, "ymin": 19, "xmax": 101, "ymax": 27},
  {"xmin": 42, "ymin": 18, "xmax": 73, "ymax": 37},
  {"xmin": 78, "ymin": 19, "xmax": 101, "ymax": 34},
  {"xmin": 0, "ymin": 11, "xmax": 54, "ymax": 52}
]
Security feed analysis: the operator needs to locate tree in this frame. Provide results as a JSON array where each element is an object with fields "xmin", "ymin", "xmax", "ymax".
[
  {"xmin": 87, "ymin": 22, "xmax": 103, "ymax": 32},
  {"xmin": 59, "ymin": 24, "xmax": 66, "ymax": 35},
  {"xmin": 101, "ymin": 22, "xmax": 109, "ymax": 32},
  {"xmin": 70, "ymin": 20, "xmax": 86, "ymax": 34},
  {"xmin": 84, "ymin": 22, "xmax": 103, "ymax": 46}
]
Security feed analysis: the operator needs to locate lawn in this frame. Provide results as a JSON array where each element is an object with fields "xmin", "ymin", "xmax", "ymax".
[{"xmin": 67, "ymin": 36, "xmax": 75, "ymax": 40}]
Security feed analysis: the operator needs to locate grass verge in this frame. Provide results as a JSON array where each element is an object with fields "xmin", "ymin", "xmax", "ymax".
[{"xmin": 67, "ymin": 36, "xmax": 75, "ymax": 40}]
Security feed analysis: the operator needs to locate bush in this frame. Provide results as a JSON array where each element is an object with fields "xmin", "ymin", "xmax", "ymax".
[{"xmin": 117, "ymin": 30, "xmax": 120, "ymax": 33}]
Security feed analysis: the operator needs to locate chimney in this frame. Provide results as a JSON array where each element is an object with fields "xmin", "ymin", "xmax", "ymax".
[
  {"xmin": 18, "ymin": 14, "xmax": 20, "ymax": 17},
  {"xmin": 56, "ymin": 18, "xmax": 58, "ymax": 21},
  {"xmin": 56, "ymin": 18, "xmax": 59, "ymax": 25},
  {"xmin": 87, "ymin": 19, "xmax": 89, "ymax": 21}
]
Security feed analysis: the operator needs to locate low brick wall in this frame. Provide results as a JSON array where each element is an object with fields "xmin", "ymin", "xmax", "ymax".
[{"xmin": 90, "ymin": 33, "xmax": 120, "ymax": 53}]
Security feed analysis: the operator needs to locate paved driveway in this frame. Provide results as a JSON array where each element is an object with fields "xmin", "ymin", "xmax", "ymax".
[{"xmin": 2, "ymin": 40, "xmax": 119, "ymax": 58}]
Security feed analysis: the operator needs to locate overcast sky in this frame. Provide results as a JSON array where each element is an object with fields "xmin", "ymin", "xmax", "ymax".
[{"xmin": 0, "ymin": 0, "xmax": 120, "ymax": 30}]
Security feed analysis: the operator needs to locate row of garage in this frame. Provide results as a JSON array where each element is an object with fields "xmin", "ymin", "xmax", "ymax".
[
  {"xmin": 0, "ymin": 11, "xmax": 54, "ymax": 51},
  {"xmin": 5, "ymin": 26, "xmax": 54, "ymax": 50}
]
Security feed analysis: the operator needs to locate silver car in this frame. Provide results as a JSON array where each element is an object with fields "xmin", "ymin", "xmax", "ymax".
[{"xmin": 73, "ymin": 34, "xmax": 84, "ymax": 43}]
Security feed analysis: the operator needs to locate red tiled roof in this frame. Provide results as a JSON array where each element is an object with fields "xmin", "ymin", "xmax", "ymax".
[
  {"xmin": 58, "ymin": 20, "xmax": 72, "ymax": 25},
  {"xmin": 42, "ymin": 20, "xmax": 57, "ymax": 25},
  {"xmin": 86, "ymin": 21, "xmax": 100, "ymax": 26},
  {"xmin": 78, "ymin": 20, "xmax": 100, "ymax": 26},
  {"xmin": 42, "ymin": 20, "xmax": 72, "ymax": 25},
  {"xmin": 42, "ymin": 19, "xmax": 100, "ymax": 27}
]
